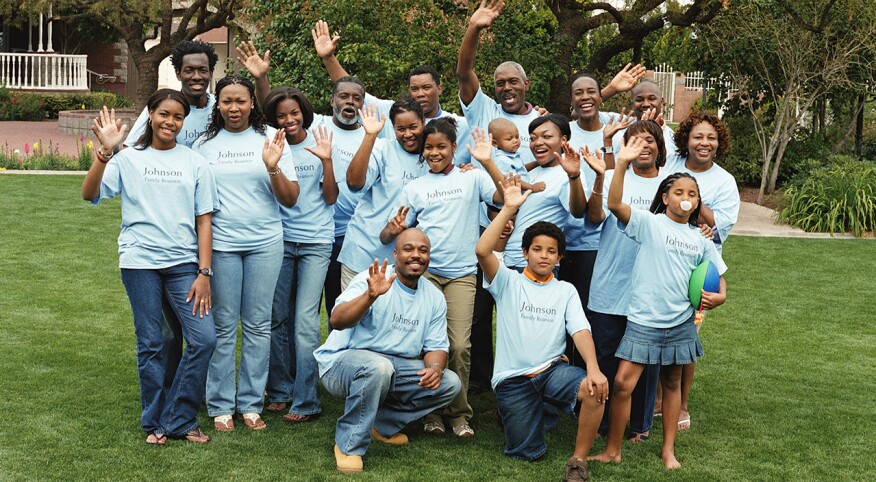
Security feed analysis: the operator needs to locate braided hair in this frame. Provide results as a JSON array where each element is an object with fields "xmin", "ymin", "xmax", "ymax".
[{"xmin": 649, "ymin": 172, "xmax": 702, "ymax": 227}]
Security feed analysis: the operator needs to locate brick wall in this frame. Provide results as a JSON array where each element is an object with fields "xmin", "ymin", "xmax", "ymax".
[{"xmin": 78, "ymin": 41, "xmax": 128, "ymax": 96}]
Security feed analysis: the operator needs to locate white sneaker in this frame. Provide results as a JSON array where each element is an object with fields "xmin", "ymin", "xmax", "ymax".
[
  {"xmin": 452, "ymin": 423, "xmax": 475, "ymax": 437},
  {"xmin": 423, "ymin": 421, "xmax": 445, "ymax": 435}
]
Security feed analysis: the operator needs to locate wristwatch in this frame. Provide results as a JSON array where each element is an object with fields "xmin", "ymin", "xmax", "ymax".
[
  {"xmin": 198, "ymin": 268, "xmax": 213, "ymax": 277},
  {"xmin": 599, "ymin": 146, "xmax": 612, "ymax": 154}
]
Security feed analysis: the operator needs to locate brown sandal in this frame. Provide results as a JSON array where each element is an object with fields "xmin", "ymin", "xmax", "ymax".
[
  {"xmin": 283, "ymin": 412, "xmax": 320, "ymax": 424},
  {"xmin": 266, "ymin": 402, "xmax": 288, "ymax": 412},
  {"xmin": 184, "ymin": 428, "xmax": 210, "ymax": 444}
]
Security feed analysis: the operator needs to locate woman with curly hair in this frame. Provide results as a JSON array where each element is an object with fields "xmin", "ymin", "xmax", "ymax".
[
  {"xmin": 669, "ymin": 111, "xmax": 738, "ymax": 252},
  {"xmin": 194, "ymin": 74, "xmax": 300, "ymax": 432},
  {"xmin": 661, "ymin": 111, "xmax": 739, "ymax": 431}
]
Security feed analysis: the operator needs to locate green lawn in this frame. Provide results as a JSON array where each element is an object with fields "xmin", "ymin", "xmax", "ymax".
[{"xmin": 1, "ymin": 175, "xmax": 874, "ymax": 481}]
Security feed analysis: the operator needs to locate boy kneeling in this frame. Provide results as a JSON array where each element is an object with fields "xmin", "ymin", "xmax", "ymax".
[{"xmin": 475, "ymin": 176, "xmax": 608, "ymax": 482}]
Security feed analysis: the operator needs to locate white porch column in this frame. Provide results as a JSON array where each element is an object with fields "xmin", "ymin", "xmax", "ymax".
[
  {"xmin": 27, "ymin": 18, "xmax": 33, "ymax": 52},
  {"xmin": 47, "ymin": 5, "xmax": 54, "ymax": 53},
  {"xmin": 37, "ymin": 12, "xmax": 44, "ymax": 52}
]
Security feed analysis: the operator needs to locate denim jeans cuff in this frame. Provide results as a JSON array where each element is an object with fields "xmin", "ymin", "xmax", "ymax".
[
  {"xmin": 208, "ymin": 410, "xmax": 234, "ymax": 417},
  {"xmin": 165, "ymin": 420, "xmax": 199, "ymax": 438}
]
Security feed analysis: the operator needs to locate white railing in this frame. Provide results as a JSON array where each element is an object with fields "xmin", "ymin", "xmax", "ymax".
[
  {"xmin": 653, "ymin": 63, "xmax": 677, "ymax": 122},
  {"xmin": 0, "ymin": 53, "xmax": 88, "ymax": 91}
]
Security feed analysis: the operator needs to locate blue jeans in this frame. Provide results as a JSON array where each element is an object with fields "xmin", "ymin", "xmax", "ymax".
[
  {"xmin": 267, "ymin": 241, "xmax": 332, "ymax": 415},
  {"xmin": 321, "ymin": 350, "xmax": 461, "ymax": 456},
  {"xmin": 120, "ymin": 263, "xmax": 217, "ymax": 437},
  {"xmin": 494, "ymin": 361, "xmax": 586, "ymax": 461},
  {"xmin": 207, "ymin": 240, "xmax": 283, "ymax": 416},
  {"xmin": 589, "ymin": 310, "xmax": 658, "ymax": 434}
]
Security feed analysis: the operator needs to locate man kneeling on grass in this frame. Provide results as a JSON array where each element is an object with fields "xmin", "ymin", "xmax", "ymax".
[
  {"xmin": 476, "ymin": 175, "xmax": 609, "ymax": 482},
  {"xmin": 314, "ymin": 228, "xmax": 461, "ymax": 474}
]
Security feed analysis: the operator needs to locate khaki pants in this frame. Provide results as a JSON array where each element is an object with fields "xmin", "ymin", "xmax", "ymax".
[
  {"xmin": 423, "ymin": 272, "xmax": 476, "ymax": 428},
  {"xmin": 340, "ymin": 264, "xmax": 358, "ymax": 291}
]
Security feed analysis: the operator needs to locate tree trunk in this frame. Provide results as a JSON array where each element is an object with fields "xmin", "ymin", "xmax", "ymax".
[
  {"xmin": 546, "ymin": 14, "xmax": 588, "ymax": 114},
  {"xmin": 128, "ymin": 43, "xmax": 172, "ymax": 110},
  {"xmin": 855, "ymin": 94, "xmax": 865, "ymax": 157}
]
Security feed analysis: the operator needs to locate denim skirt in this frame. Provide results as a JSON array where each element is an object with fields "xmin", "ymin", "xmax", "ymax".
[{"xmin": 615, "ymin": 315, "xmax": 703, "ymax": 365}]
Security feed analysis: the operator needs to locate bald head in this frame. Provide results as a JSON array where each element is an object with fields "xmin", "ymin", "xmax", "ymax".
[
  {"xmin": 631, "ymin": 80, "xmax": 661, "ymax": 98},
  {"xmin": 394, "ymin": 228, "xmax": 430, "ymax": 283},
  {"xmin": 396, "ymin": 227, "xmax": 430, "ymax": 250}
]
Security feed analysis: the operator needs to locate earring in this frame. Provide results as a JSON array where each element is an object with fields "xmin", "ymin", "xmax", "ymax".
[{"xmin": 147, "ymin": 119, "xmax": 152, "ymax": 126}]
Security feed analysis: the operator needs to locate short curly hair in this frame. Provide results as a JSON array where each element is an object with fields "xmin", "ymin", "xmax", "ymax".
[{"xmin": 673, "ymin": 111, "xmax": 731, "ymax": 161}]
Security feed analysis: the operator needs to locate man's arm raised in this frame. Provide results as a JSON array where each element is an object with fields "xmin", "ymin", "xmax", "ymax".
[
  {"xmin": 456, "ymin": 0, "xmax": 505, "ymax": 106},
  {"xmin": 476, "ymin": 174, "xmax": 529, "ymax": 284},
  {"xmin": 312, "ymin": 20, "xmax": 349, "ymax": 83},
  {"xmin": 330, "ymin": 259, "xmax": 396, "ymax": 330}
]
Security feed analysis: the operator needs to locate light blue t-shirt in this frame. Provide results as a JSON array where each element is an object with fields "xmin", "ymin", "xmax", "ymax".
[
  {"xmin": 311, "ymin": 114, "xmax": 366, "ymax": 238},
  {"xmin": 364, "ymin": 93, "xmax": 473, "ymax": 165},
  {"xmin": 485, "ymin": 264, "xmax": 590, "ymax": 389},
  {"xmin": 280, "ymin": 132, "xmax": 335, "ymax": 244},
  {"xmin": 503, "ymin": 164, "xmax": 572, "ymax": 268},
  {"xmin": 398, "ymin": 167, "xmax": 496, "ymax": 278},
  {"xmin": 337, "ymin": 138, "xmax": 428, "ymax": 272},
  {"xmin": 664, "ymin": 157, "xmax": 739, "ymax": 252},
  {"xmin": 314, "ymin": 266, "xmax": 449, "ymax": 377},
  {"xmin": 564, "ymin": 121, "xmax": 603, "ymax": 251},
  {"xmin": 587, "ymin": 168, "xmax": 668, "ymax": 316},
  {"xmin": 124, "ymin": 93, "xmax": 215, "ymax": 148},
  {"xmin": 460, "ymin": 88, "xmax": 540, "ymax": 164},
  {"xmin": 92, "ymin": 144, "xmax": 218, "ymax": 269},
  {"xmin": 194, "ymin": 126, "xmax": 296, "ymax": 252},
  {"xmin": 621, "ymin": 208, "xmax": 727, "ymax": 328}
]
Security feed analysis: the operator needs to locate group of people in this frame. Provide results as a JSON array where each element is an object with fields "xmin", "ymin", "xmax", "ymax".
[{"xmin": 82, "ymin": 1, "xmax": 740, "ymax": 480}]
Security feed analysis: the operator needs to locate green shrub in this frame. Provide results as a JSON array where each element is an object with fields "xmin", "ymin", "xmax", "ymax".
[
  {"xmin": 777, "ymin": 156, "xmax": 876, "ymax": 236},
  {"xmin": 0, "ymin": 86, "xmax": 46, "ymax": 121},
  {"xmin": 0, "ymin": 85, "xmax": 131, "ymax": 120}
]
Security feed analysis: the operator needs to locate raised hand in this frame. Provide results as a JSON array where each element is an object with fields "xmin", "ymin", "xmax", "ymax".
[
  {"xmin": 366, "ymin": 259, "xmax": 396, "ymax": 299},
  {"xmin": 311, "ymin": 20, "xmax": 341, "ymax": 59},
  {"xmin": 387, "ymin": 206, "xmax": 410, "ymax": 237},
  {"xmin": 91, "ymin": 106, "xmax": 128, "ymax": 153},
  {"xmin": 466, "ymin": 127, "xmax": 493, "ymax": 164},
  {"xmin": 236, "ymin": 41, "xmax": 269, "ymax": 80},
  {"xmin": 603, "ymin": 109, "xmax": 634, "ymax": 141},
  {"xmin": 262, "ymin": 128, "xmax": 286, "ymax": 170},
  {"xmin": 580, "ymin": 146, "xmax": 607, "ymax": 176},
  {"xmin": 501, "ymin": 173, "xmax": 532, "ymax": 210},
  {"xmin": 357, "ymin": 103, "xmax": 385, "ymax": 135},
  {"xmin": 616, "ymin": 135, "xmax": 648, "ymax": 167},
  {"xmin": 607, "ymin": 63, "xmax": 647, "ymax": 94},
  {"xmin": 534, "ymin": 105, "xmax": 550, "ymax": 117},
  {"xmin": 469, "ymin": 0, "xmax": 505, "ymax": 29},
  {"xmin": 557, "ymin": 141, "xmax": 582, "ymax": 177},
  {"xmin": 640, "ymin": 107, "xmax": 665, "ymax": 127},
  {"xmin": 304, "ymin": 125, "xmax": 333, "ymax": 163}
]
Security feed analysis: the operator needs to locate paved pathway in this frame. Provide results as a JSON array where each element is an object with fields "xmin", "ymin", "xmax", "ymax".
[
  {"xmin": 0, "ymin": 121, "xmax": 88, "ymax": 157},
  {"xmin": 732, "ymin": 201, "xmax": 857, "ymax": 239}
]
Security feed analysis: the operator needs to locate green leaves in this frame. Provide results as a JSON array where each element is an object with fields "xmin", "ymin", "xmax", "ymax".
[{"xmin": 778, "ymin": 156, "xmax": 876, "ymax": 237}]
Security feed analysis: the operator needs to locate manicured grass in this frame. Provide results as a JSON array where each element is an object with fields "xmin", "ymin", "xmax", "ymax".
[{"xmin": 1, "ymin": 174, "xmax": 874, "ymax": 481}]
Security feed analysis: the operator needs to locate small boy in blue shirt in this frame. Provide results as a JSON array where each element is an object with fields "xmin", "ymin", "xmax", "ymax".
[{"xmin": 475, "ymin": 175, "xmax": 608, "ymax": 482}]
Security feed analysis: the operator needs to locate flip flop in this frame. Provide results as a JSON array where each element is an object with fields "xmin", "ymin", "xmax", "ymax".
[
  {"xmin": 146, "ymin": 433, "xmax": 167, "ymax": 446},
  {"xmin": 184, "ymin": 428, "xmax": 210, "ymax": 444},
  {"xmin": 265, "ymin": 402, "xmax": 288, "ymax": 412},
  {"xmin": 678, "ymin": 411, "xmax": 691, "ymax": 430},
  {"xmin": 628, "ymin": 431, "xmax": 649, "ymax": 443},
  {"xmin": 214, "ymin": 415, "xmax": 235, "ymax": 431},
  {"xmin": 240, "ymin": 413, "xmax": 268, "ymax": 430},
  {"xmin": 283, "ymin": 412, "xmax": 320, "ymax": 424}
]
